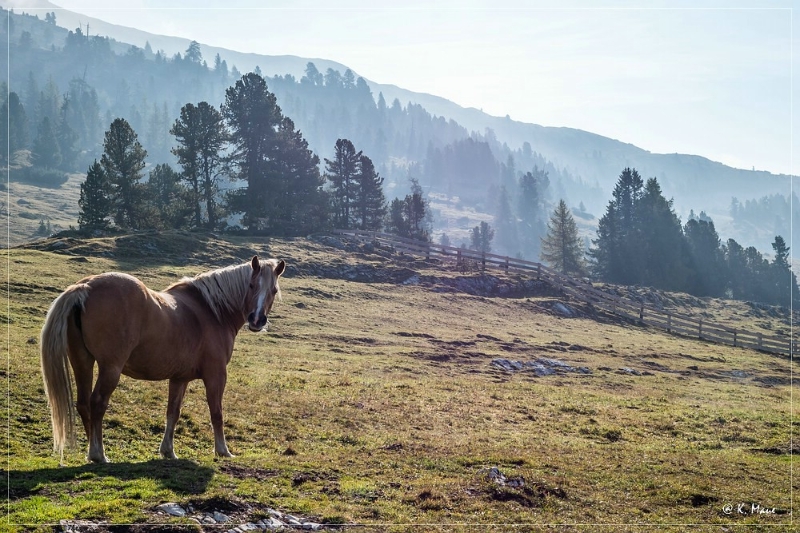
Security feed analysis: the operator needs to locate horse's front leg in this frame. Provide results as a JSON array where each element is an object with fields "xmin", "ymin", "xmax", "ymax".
[
  {"xmin": 159, "ymin": 379, "xmax": 188, "ymax": 459},
  {"xmin": 204, "ymin": 371, "xmax": 234, "ymax": 458}
]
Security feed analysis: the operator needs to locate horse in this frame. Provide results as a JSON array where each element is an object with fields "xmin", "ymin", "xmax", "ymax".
[{"xmin": 40, "ymin": 255, "xmax": 285, "ymax": 463}]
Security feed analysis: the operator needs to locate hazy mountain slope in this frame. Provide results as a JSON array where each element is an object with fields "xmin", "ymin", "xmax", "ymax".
[
  {"xmin": 8, "ymin": 0, "xmax": 793, "ymax": 251},
  {"xmin": 6, "ymin": 0, "xmax": 790, "ymax": 252}
]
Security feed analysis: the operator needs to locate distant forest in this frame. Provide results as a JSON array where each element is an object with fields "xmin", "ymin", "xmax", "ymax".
[{"xmin": 2, "ymin": 9, "xmax": 797, "ymax": 307}]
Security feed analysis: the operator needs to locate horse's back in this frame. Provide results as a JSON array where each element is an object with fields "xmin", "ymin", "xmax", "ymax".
[{"xmin": 76, "ymin": 272, "xmax": 220, "ymax": 380}]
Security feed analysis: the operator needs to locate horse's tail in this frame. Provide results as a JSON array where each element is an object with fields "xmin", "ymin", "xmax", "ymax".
[{"xmin": 40, "ymin": 282, "xmax": 89, "ymax": 459}]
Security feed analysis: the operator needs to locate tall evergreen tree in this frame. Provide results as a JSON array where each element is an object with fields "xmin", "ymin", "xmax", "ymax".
[
  {"xmin": 171, "ymin": 101, "xmax": 228, "ymax": 229},
  {"xmin": 684, "ymin": 218, "xmax": 726, "ymax": 297},
  {"xmin": 78, "ymin": 160, "xmax": 110, "ymax": 232},
  {"xmin": 324, "ymin": 138, "xmax": 362, "ymax": 229},
  {"xmin": 31, "ymin": 116, "xmax": 61, "ymax": 168},
  {"xmin": 471, "ymin": 221, "xmax": 495, "ymax": 254},
  {"xmin": 270, "ymin": 116, "xmax": 328, "ymax": 235},
  {"xmin": 222, "ymin": 72, "xmax": 282, "ymax": 231},
  {"xmin": 7, "ymin": 92, "xmax": 29, "ymax": 154},
  {"xmin": 768, "ymin": 235, "xmax": 799, "ymax": 305},
  {"xmin": 518, "ymin": 166, "xmax": 549, "ymax": 259},
  {"xmin": 637, "ymin": 178, "xmax": 690, "ymax": 291},
  {"xmin": 493, "ymin": 185, "xmax": 519, "ymax": 256},
  {"xmin": 100, "ymin": 118, "xmax": 148, "ymax": 229},
  {"xmin": 541, "ymin": 199, "xmax": 587, "ymax": 276},
  {"xmin": 147, "ymin": 163, "xmax": 193, "ymax": 229},
  {"xmin": 590, "ymin": 168, "xmax": 645, "ymax": 284},
  {"xmin": 353, "ymin": 154, "xmax": 387, "ymax": 230}
]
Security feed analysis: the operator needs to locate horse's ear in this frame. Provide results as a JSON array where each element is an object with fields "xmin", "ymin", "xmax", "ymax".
[
  {"xmin": 274, "ymin": 259, "xmax": 286, "ymax": 277},
  {"xmin": 251, "ymin": 256, "xmax": 260, "ymax": 273}
]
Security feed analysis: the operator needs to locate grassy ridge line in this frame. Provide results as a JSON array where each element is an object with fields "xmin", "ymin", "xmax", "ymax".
[{"xmin": 4, "ymin": 233, "xmax": 795, "ymax": 530}]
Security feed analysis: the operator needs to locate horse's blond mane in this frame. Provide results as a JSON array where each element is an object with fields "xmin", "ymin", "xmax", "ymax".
[{"xmin": 172, "ymin": 262, "xmax": 251, "ymax": 322}]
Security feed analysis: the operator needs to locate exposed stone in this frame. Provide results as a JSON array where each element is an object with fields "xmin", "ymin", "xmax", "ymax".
[
  {"xmin": 156, "ymin": 502, "xmax": 186, "ymax": 517},
  {"xmin": 490, "ymin": 357, "xmax": 591, "ymax": 376}
]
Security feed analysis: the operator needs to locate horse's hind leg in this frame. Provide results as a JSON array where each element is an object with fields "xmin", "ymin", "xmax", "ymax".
[
  {"xmin": 159, "ymin": 379, "xmax": 188, "ymax": 459},
  {"xmin": 66, "ymin": 312, "xmax": 95, "ymax": 457},
  {"xmin": 88, "ymin": 366, "xmax": 121, "ymax": 463}
]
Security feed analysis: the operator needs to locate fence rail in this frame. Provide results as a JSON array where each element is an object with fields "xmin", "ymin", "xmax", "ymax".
[{"xmin": 332, "ymin": 229, "xmax": 796, "ymax": 358}]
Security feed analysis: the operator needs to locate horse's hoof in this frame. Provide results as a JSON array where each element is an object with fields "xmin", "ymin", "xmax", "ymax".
[
  {"xmin": 214, "ymin": 451, "xmax": 235, "ymax": 459},
  {"xmin": 88, "ymin": 455, "xmax": 109, "ymax": 464}
]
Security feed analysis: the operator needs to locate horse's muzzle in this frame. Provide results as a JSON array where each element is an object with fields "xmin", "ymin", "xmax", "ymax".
[{"xmin": 247, "ymin": 312, "xmax": 268, "ymax": 332}]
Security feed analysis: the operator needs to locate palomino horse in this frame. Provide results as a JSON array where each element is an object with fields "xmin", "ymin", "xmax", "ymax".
[{"xmin": 40, "ymin": 256, "xmax": 285, "ymax": 463}]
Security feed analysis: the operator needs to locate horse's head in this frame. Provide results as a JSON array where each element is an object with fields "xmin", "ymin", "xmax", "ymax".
[{"xmin": 246, "ymin": 256, "xmax": 285, "ymax": 332}]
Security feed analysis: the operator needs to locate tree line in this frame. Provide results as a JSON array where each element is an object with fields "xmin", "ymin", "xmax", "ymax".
[
  {"xmin": 585, "ymin": 168, "xmax": 798, "ymax": 307},
  {"xmin": 77, "ymin": 72, "xmax": 433, "ymax": 239}
]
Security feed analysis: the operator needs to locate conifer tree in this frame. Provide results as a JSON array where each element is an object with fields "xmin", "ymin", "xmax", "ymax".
[
  {"xmin": 325, "ymin": 138, "xmax": 362, "ymax": 229},
  {"xmin": 541, "ymin": 199, "xmax": 587, "ymax": 276},
  {"xmin": 471, "ymin": 221, "xmax": 495, "ymax": 254},
  {"xmin": 78, "ymin": 160, "xmax": 110, "ymax": 232},
  {"xmin": 222, "ymin": 72, "xmax": 282, "ymax": 231},
  {"xmin": 270, "ymin": 116, "xmax": 328, "ymax": 234},
  {"xmin": 100, "ymin": 118, "xmax": 148, "ymax": 229},
  {"xmin": 32, "ymin": 116, "xmax": 61, "ymax": 168},
  {"xmin": 353, "ymin": 154, "xmax": 387, "ymax": 230},
  {"xmin": 171, "ymin": 101, "xmax": 228, "ymax": 229},
  {"xmin": 147, "ymin": 163, "xmax": 193, "ymax": 229}
]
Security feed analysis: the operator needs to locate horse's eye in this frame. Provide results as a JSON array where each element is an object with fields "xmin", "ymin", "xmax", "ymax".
[{"xmin": 249, "ymin": 283, "xmax": 255, "ymax": 290}]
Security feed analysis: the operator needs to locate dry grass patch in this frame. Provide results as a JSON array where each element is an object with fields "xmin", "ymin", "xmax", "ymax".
[{"xmin": 4, "ymin": 234, "xmax": 795, "ymax": 531}]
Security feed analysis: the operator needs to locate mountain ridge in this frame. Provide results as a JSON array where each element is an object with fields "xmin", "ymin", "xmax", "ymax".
[{"xmin": 13, "ymin": 0, "xmax": 789, "ymax": 186}]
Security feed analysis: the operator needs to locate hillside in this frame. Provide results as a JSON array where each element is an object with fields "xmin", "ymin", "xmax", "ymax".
[
  {"xmin": 5, "ymin": 231, "xmax": 795, "ymax": 529},
  {"xmin": 3, "ymin": 0, "xmax": 795, "ymax": 257}
]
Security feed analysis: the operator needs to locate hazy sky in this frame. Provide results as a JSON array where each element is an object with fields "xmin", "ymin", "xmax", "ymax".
[{"xmin": 15, "ymin": 0, "xmax": 797, "ymax": 176}]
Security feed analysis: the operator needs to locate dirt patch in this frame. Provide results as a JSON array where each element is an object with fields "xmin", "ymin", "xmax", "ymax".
[{"xmin": 218, "ymin": 463, "xmax": 280, "ymax": 481}]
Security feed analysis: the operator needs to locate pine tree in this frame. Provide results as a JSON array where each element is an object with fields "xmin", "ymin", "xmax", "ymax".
[
  {"xmin": 353, "ymin": 154, "xmax": 387, "ymax": 230},
  {"xmin": 541, "ymin": 199, "xmax": 587, "ymax": 276},
  {"xmin": 470, "ymin": 221, "xmax": 495, "ymax": 254},
  {"xmin": 171, "ymin": 101, "xmax": 228, "ymax": 229},
  {"xmin": 494, "ymin": 185, "xmax": 519, "ymax": 256},
  {"xmin": 637, "ymin": 178, "xmax": 690, "ymax": 291},
  {"xmin": 100, "ymin": 118, "xmax": 148, "ymax": 229},
  {"xmin": 270, "ymin": 117, "xmax": 328, "ymax": 235},
  {"xmin": 684, "ymin": 218, "xmax": 726, "ymax": 297},
  {"xmin": 78, "ymin": 160, "xmax": 111, "ymax": 232},
  {"xmin": 146, "ymin": 163, "xmax": 193, "ymax": 229},
  {"xmin": 324, "ymin": 138, "xmax": 361, "ymax": 229},
  {"xmin": 32, "ymin": 116, "xmax": 61, "ymax": 168},
  {"xmin": 222, "ymin": 72, "xmax": 282, "ymax": 231},
  {"xmin": 590, "ymin": 168, "xmax": 644, "ymax": 284},
  {"xmin": 518, "ymin": 166, "xmax": 549, "ymax": 259}
]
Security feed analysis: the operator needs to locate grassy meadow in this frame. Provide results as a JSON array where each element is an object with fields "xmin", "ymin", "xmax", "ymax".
[{"xmin": 3, "ymin": 232, "xmax": 796, "ymax": 532}]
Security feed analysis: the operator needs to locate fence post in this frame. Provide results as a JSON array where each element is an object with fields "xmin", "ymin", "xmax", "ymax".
[
  {"xmin": 537, "ymin": 264, "xmax": 541, "ymax": 280},
  {"xmin": 757, "ymin": 332, "xmax": 763, "ymax": 350},
  {"xmin": 733, "ymin": 329, "xmax": 737, "ymax": 347},
  {"xmin": 667, "ymin": 314, "xmax": 672, "ymax": 332},
  {"xmin": 504, "ymin": 257, "xmax": 509, "ymax": 273},
  {"xmin": 698, "ymin": 319, "xmax": 703, "ymax": 339},
  {"xmin": 457, "ymin": 249, "xmax": 462, "ymax": 268},
  {"xmin": 639, "ymin": 304, "xmax": 644, "ymax": 322},
  {"xmin": 481, "ymin": 252, "xmax": 486, "ymax": 272}
]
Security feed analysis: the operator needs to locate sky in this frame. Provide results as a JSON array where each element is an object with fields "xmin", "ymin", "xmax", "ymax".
[{"xmin": 12, "ymin": 0, "xmax": 797, "ymax": 176}]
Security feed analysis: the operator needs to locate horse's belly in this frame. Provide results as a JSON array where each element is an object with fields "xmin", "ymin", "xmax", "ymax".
[{"xmin": 123, "ymin": 342, "xmax": 200, "ymax": 381}]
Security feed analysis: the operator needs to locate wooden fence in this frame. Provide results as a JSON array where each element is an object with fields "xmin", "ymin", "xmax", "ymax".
[{"xmin": 332, "ymin": 229, "xmax": 796, "ymax": 358}]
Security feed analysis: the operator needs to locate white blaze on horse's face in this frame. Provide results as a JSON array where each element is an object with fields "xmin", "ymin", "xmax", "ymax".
[{"xmin": 246, "ymin": 256, "xmax": 285, "ymax": 332}]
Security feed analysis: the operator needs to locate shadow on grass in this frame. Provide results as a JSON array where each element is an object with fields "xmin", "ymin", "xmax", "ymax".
[{"xmin": 7, "ymin": 459, "xmax": 214, "ymax": 501}]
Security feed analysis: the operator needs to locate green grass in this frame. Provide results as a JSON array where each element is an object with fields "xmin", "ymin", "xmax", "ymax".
[{"xmin": 3, "ymin": 233, "xmax": 796, "ymax": 532}]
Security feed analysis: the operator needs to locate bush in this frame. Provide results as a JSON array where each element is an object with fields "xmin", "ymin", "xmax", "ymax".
[{"xmin": 10, "ymin": 166, "xmax": 68, "ymax": 188}]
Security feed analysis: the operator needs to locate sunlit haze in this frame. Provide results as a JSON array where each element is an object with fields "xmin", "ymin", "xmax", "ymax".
[{"xmin": 8, "ymin": 0, "xmax": 797, "ymax": 176}]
